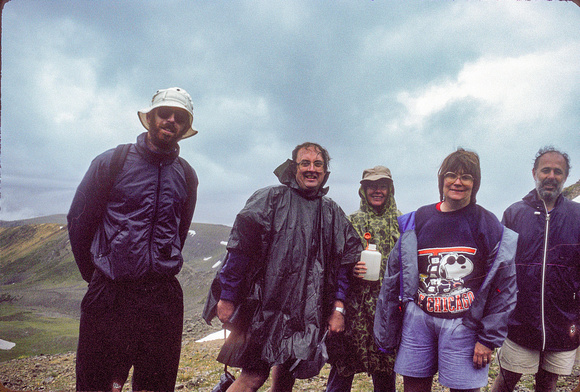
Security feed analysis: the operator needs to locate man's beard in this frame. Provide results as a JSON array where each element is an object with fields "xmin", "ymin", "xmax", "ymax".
[
  {"xmin": 535, "ymin": 177, "xmax": 563, "ymax": 202},
  {"xmin": 148, "ymin": 122, "xmax": 179, "ymax": 150}
]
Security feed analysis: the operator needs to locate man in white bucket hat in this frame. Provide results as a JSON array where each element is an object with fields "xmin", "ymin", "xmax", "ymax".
[
  {"xmin": 68, "ymin": 87, "xmax": 199, "ymax": 392},
  {"xmin": 138, "ymin": 87, "xmax": 198, "ymax": 145}
]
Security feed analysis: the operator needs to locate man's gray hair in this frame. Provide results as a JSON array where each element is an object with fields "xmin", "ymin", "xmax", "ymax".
[{"xmin": 534, "ymin": 146, "xmax": 571, "ymax": 177}]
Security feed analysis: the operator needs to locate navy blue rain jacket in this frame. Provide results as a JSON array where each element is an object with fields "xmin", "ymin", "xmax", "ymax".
[
  {"xmin": 68, "ymin": 132, "xmax": 197, "ymax": 282},
  {"xmin": 503, "ymin": 190, "xmax": 580, "ymax": 352}
]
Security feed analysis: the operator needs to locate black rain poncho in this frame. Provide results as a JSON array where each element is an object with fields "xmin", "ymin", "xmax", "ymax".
[{"xmin": 212, "ymin": 160, "xmax": 361, "ymax": 369}]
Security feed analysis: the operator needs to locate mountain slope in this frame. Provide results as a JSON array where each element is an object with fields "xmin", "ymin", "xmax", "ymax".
[
  {"xmin": 563, "ymin": 179, "xmax": 580, "ymax": 200},
  {"xmin": 0, "ymin": 217, "xmax": 231, "ymax": 362}
]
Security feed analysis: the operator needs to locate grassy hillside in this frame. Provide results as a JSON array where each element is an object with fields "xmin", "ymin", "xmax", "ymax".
[
  {"xmin": 563, "ymin": 179, "xmax": 580, "ymax": 200},
  {"xmin": 0, "ymin": 217, "xmax": 231, "ymax": 362}
]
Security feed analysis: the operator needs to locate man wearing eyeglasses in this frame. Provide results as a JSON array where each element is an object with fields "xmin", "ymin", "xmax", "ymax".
[
  {"xmin": 68, "ymin": 87, "xmax": 198, "ymax": 392},
  {"xmin": 491, "ymin": 147, "xmax": 580, "ymax": 392},
  {"xmin": 207, "ymin": 142, "xmax": 361, "ymax": 392}
]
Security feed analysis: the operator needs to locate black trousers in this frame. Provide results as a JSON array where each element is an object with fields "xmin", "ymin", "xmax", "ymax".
[{"xmin": 76, "ymin": 273, "xmax": 184, "ymax": 392}]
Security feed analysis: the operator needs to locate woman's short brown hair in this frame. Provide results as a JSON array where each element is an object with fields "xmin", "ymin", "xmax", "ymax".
[{"xmin": 437, "ymin": 148, "xmax": 481, "ymax": 204}]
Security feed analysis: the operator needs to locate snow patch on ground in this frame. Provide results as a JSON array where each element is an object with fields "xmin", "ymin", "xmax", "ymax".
[
  {"xmin": 0, "ymin": 339, "xmax": 16, "ymax": 350},
  {"xmin": 196, "ymin": 329, "xmax": 230, "ymax": 342}
]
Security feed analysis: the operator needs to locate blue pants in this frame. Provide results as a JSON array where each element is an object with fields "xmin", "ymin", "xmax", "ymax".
[{"xmin": 325, "ymin": 365, "xmax": 396, "ymax": 392}]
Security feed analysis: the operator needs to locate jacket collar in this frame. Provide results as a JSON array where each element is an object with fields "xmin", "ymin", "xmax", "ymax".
[
  {"xmin": 273, "ymin": 159, "xmax": 330, "ymax": 198},
  {"xmin": 522, "ymin": 188, "xmax": 565, "ymax": 210},
  {"xmin": 135, "ymin": 132, "xmax": 180, "ymax": 165}
]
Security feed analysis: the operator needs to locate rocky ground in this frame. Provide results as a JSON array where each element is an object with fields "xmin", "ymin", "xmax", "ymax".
[{"xmin": 1, "ymin": 318, "xmax": 579, "ymax": 391}]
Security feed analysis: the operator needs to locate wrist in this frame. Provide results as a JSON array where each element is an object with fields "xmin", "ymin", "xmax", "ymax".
[{"xmin": 334, "ymin": 306, "xmax": 345, "ymax": 315}]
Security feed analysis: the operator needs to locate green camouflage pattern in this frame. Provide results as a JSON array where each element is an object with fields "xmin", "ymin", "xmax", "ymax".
[{"xmin": 329, "ymin": 182, "xmax": 400, "ymax": 376}]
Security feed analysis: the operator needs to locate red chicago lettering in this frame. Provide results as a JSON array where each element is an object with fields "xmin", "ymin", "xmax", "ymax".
[
  {"xmin": 461, "ymin": 292, "xmax": 475, "ymax": 309},
  {"xmin": 434, "ymin": 297, "xmax": 440, "ymax": 312},
  {"xmin": 467, "ymin": 291, "xmax": 475, "ymax": 303}
]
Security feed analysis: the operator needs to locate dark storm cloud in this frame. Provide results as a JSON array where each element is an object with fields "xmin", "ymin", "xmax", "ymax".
[{"xmin": 1, "ymin": 1, "xmax": 578, "ymax": 224}]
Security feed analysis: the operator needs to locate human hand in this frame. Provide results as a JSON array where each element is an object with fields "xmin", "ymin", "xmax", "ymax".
[
  {"xmin": 217, "ymin": 299, "xmax": 235, "ymax": 323},
  {"xmin": 328, "ymin": 300, "xmax": 345, "ymax": 333},
  {"xmin": 473, "ymin": 341, "xmax": 492, "ymax": 368},
  {"xmin": 353, "ymin": 261, "xmax": 367, "ymax": 279},
  {"xmin": 328, "ymin": 310, "xmax": 345, "ymax": 333}
]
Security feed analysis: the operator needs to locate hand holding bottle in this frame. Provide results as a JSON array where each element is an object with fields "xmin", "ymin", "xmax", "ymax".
[{"xmin": 353, "ymin": 261, "xmax": 368, "ymax": 279}]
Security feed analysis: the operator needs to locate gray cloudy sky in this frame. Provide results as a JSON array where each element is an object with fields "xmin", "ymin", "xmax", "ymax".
[{"xmin": 1, "ymin": 0, "xmax": 579, "ymax": 226}]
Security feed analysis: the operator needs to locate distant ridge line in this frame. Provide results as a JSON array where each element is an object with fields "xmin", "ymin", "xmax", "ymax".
[
  {"xmin": 0, "ymin": 214, "xmax": 232, "ymax": 229},
  {"xmin": 0, "ymin": 214, "xmax": 68, "ymax": 227}
]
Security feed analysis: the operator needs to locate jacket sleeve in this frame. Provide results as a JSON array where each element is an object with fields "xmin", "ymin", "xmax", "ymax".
[
  {"xmin": 219, "ymin": 251, "xmax": 252, "ymax": 302},
  {"xmin": 178, "ymin": 160, "xmax": 198, "ymax": 250},
  {"xmin": 374, "ymin": 231, "xmax": 418, "ymax": 353},
  {"xmin": 374, "ymin": 239, "xmax": 402, "ymax": 354},
  {"xmin": 335, "ymin": 265, "xmax": 350, "ymax": 302},
  {"xmin": 202, "ymin": 250, "xmax": 252, "ymax": 325},
  {"xmin": 67, "ymin": 152, "xmax": 112, "ymax": 282},
  {"xmin": 463, "ymin": 227, "xmax": 518, "ymax": 349}
]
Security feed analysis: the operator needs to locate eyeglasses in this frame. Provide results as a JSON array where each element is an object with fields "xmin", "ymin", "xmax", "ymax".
[
  {"xmin": 156, "ymin": 107, "xmax": 189, "ymax": 125},
  {"xmin": 444, "ymin": 172, "xmax": 474, "ymax": 184},
  {"xmin": 366, "ymin": 184, "xmax": 389, "ymax": 191},
  {"xmin": 297, "ymin": 160, "xmax": 324, "ymax": 169}
]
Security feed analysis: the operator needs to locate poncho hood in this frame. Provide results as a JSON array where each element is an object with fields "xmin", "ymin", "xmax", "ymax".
[{"xmin": 357, "ymin": 179, "xmax": 395, "ymax": 215}]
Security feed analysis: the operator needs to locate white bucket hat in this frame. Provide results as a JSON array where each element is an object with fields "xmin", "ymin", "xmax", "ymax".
[{"xmin": 138, "ymin": 87, "xmax": 198, "ymax": 139}]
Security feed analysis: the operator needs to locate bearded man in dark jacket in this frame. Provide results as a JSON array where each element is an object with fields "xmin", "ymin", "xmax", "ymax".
[
  {"xmin": 492, "ymin": 147, "xmax": 580, "ymax": 392},
  {"xmin": 68, "ymin": 87, "xmax": 198, "ymax": 392},
  {"xmin": 213, "ymin": 142, "xmax": 361, "ymax": 392}
]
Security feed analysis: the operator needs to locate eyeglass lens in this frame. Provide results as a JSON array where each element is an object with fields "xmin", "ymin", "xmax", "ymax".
[
  {"xmin": 298, "ymin": 160, "xmax": 324, "ymax": 169},
  {"xmin": 444, "ymin": 172, "xmax": 474, "ymax": 183},
  {"xmin": 157, "ymin": 108, "xmax": 188, "ymax": 125}
]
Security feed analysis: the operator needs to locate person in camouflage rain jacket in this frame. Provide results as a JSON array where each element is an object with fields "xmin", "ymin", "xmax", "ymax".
[{"xmin": 326, "ymin": 165, "xmax": 400, "ymax": 392}]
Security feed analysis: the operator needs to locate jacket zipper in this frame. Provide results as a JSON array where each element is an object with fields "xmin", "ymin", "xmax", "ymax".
[
  {"xmin": 540, "ymin": 202, "xmax": 550, "ymax": 351},
  {"xmin": 148, "ymin": 163, "xmax": 162, "ymax": 268}
]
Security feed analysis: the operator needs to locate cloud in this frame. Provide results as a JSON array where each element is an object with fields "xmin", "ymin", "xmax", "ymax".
[
  {"xmin": 394, "ymin": 43, "xmax": 579, "ymax": 134},
  {"xmin": 1, "ymin": 1, "xmax": 579, "ymax": 226}
]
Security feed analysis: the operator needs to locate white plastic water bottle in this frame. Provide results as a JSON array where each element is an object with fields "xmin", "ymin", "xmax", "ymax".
[{"xmin": 361, "ymin": 244, "xmax": 381, "ymax": 281}]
